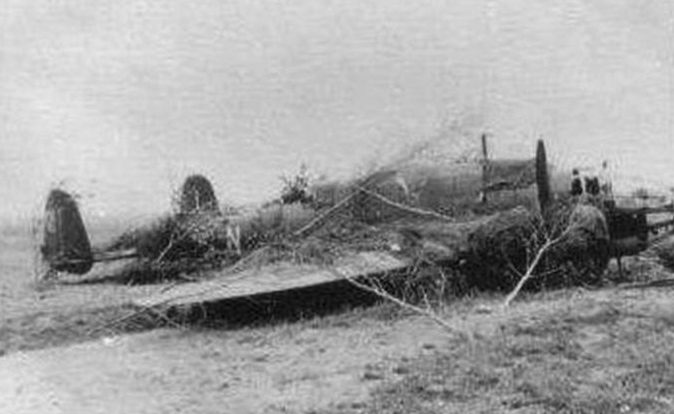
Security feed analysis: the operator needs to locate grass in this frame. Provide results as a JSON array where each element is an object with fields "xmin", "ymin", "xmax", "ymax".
[
  {"xmin": 0, "ymin": 305, "xmax": 163, "ymax": 355},
  {"xmin": 316, "ymin": 287, "xmax": 674, "ymax": 414},
  {"xmin": 5, "ymin": 220, "xmax": 674, "ymax": 414}
]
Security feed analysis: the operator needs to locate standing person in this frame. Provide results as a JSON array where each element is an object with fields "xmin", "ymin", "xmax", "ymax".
[
  {"xmin": 585, "ymin": 175, "xmax": 600, "ymax": 196},
  {"xmin": 599, "ymin": 160, "xmax": 613, "ymax": 199},
  {"xmin": 570, "ymin": 169, "xmax": 583, "ymax": 196}
]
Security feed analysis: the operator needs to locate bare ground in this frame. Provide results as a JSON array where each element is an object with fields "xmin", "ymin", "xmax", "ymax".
[
  {"xmin": 3, "ymin": 283, "xmax": 674, "ymax": 414},
  {"xmin": 0, "ymin": 303, "xmax": 448, "ymax": 414}
]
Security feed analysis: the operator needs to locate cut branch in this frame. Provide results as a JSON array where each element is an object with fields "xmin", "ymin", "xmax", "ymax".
[
  {"xmin": 355, "ymin": 187, "xmax": 454, "ymax": 222},
  {"xmin": 346, "ymin": 275, "xmax": 456, "ymax": 333},
  {"xmin": 503, "ymin": 221, "xmax": 574, "ymax": 307},
  {"xmin": 503, "ymin": 237, "xmax": 554, "ymax": 307}
]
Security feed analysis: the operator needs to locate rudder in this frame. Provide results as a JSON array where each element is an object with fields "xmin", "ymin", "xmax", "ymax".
[{"xmin": 41, "ymin": 189, "xmax": 93, "ymax": 275}]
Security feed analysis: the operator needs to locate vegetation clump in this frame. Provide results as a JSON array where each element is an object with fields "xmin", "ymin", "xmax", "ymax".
[
  {"xmin": 280, "ymin": 164, "xmax": 313, "ymax": 205},
  {"xmin": 653, "ymin": 236, "xmax": 674, "ymax": 272}
]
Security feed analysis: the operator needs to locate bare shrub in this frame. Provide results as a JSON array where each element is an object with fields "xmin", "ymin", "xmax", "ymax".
[{"xmin": 280, "ymin": 163, "xmax": 313, "ymax": 205}]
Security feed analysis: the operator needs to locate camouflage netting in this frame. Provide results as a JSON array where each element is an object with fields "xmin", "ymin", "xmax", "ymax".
[
  {"xmin": 108, "ymin": 175, "xmax": 228, "ymax": 268},
  {"xmin": 109, "ymin": 211, "xmax": 231, "ymax": 262},
  {"xmin": 545, "ymin": 204, "xmax": 610, "ymax": 286},
  {"xmin": 101, "ymin": 211, "xmax": 235, "ymax": 284},
  {"xmin": 462, "ymin": 204, "xmax": 610, "ymax": 291},
  {"xmin": 463, "ymin": 206, "xmax": 538, "ymax": 290},
  {"xmin": 93, "ymin": 134, "xmax": 613, "ymax": 290}
]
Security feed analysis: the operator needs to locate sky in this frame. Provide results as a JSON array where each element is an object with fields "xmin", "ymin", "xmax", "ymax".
[{"xmin": 0, "ymin": 0, "xmax": 672, "ymax": 223}]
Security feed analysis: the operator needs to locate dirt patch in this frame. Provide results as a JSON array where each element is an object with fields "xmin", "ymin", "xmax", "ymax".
[{"xmin": 0, "ymin": 309, "xmax": 450, "ymax": 414}]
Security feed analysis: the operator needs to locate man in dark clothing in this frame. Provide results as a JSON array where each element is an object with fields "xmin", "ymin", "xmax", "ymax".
[
  {"xmin": 571, "ymin": 169, "xmax": 583, "ymax": 196},
  {"xmin": 585, "ymin": 176, "xmax": 600, "ymax": 196}
]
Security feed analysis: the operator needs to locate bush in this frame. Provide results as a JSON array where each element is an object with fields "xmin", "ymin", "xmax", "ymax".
[{"xmin": 280, "ymin": 164, "xmax": 313, "ymax": 205}]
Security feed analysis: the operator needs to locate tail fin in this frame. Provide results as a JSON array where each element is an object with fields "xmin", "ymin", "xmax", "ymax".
[
  {"xmin": 179, "ymin": 174, "xmax": 219, "ymax": 215},
  {"xmin": 42, "ymin": 189, "xmax": 93, "ymax": 275}
]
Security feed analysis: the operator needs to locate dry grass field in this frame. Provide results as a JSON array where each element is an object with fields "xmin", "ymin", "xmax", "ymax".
[{"xmin": 2, "ymin": 214, "xmax": 674, "ymax": 413}]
